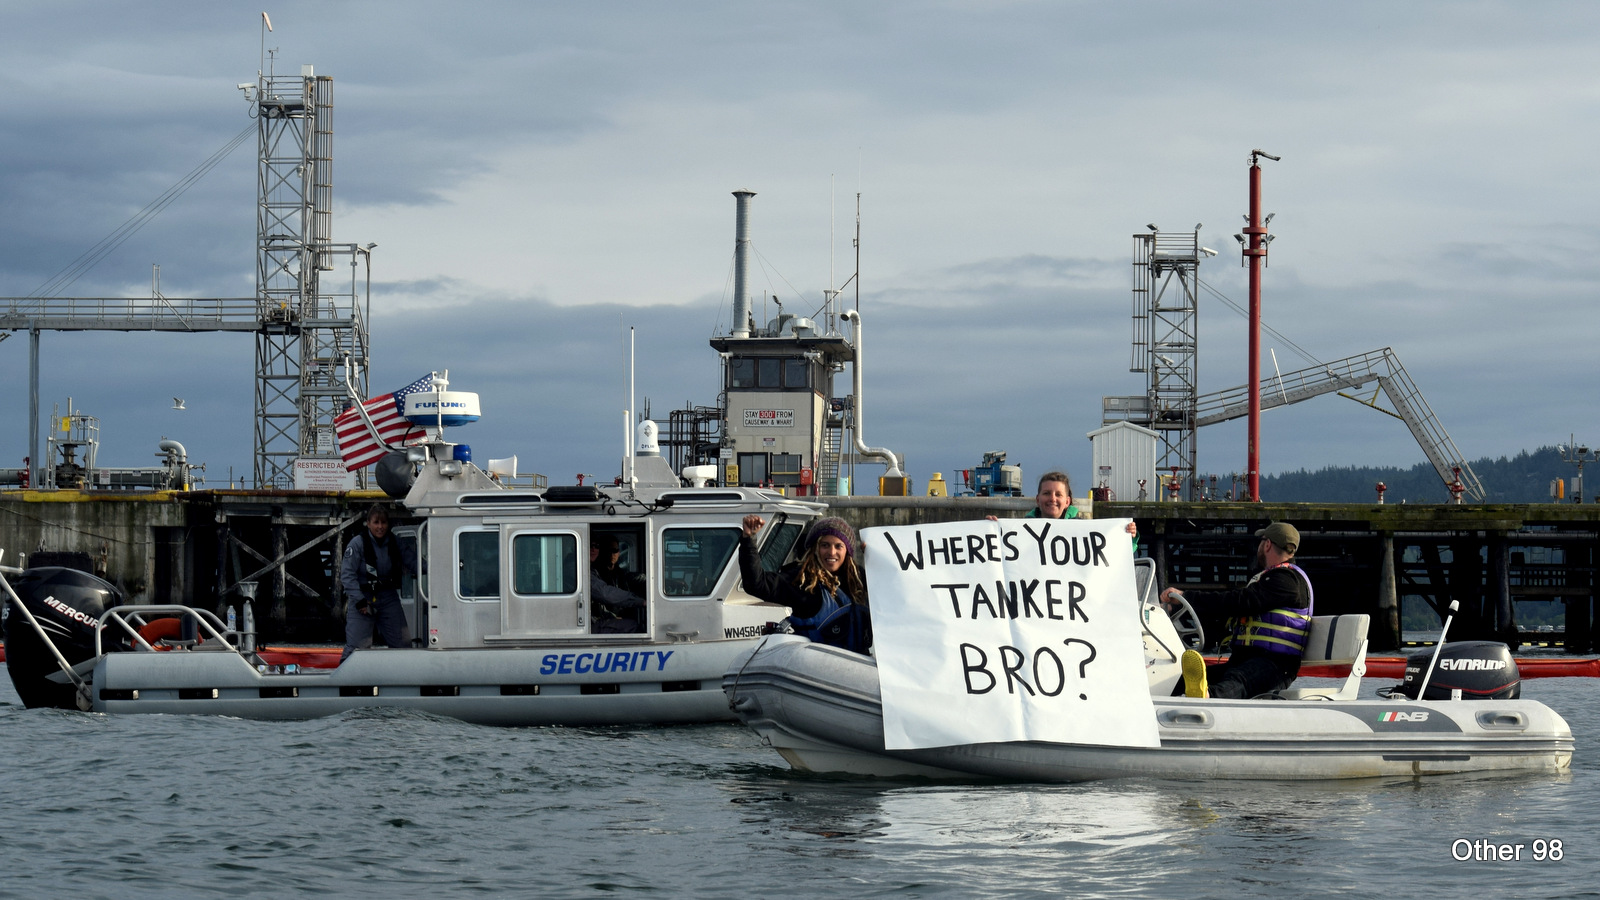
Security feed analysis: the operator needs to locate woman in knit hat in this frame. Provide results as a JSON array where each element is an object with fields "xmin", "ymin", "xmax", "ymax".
[{"xmin": 739, "ymin": 513, "xmax": 871, "ymax": 653}]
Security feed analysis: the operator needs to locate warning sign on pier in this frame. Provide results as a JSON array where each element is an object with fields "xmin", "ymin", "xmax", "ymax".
[
  {"xmin": 293, "ymin": 458, "xmax": 358, "ymax": 491},
  {"xmin": 743, "ymin": 409, "xmax": 795, "ymax": 428}
]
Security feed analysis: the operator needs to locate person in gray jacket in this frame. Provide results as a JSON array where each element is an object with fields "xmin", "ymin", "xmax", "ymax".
[
  {"xmin": 590, "ymin": 539, "xmax": 645, "ymax": 633},
  {"xmin": 339, "ymin": 505, "xmax": 417, "ymax": 662}
]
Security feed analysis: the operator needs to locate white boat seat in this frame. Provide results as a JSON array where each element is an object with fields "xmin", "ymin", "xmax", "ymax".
[{"xmin": 1273, "ymin": 614, "xmax": 1370, "ymax": 701}]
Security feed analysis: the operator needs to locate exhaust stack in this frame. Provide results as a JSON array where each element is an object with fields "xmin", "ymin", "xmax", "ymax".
[
  {"xmin": 841, "ymin": 310, "xmax": 902, "ymax": 477},
  {"xmin": 731, "ymin": 190, "xmax": 755, "ymax": 338}
]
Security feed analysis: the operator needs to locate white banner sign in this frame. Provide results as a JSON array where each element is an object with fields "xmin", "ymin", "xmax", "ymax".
[{"xmin": 863, "ymin": 518, "xmax": 1159, "ymax": 751}]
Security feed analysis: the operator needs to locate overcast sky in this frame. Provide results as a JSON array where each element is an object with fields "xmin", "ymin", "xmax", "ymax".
[{"xmin": 2, "ymin": 2, "xmax": 1597, "ymax": 497}]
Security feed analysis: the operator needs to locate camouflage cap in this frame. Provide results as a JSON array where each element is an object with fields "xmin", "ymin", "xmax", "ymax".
[{"xmin": 1255, "ymin": 521, "xmax": 1300, "ymax": 553}]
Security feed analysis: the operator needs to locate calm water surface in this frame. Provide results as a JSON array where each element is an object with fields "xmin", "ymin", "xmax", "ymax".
[{"xmin": 0, "ymin": 668, "xmax": 1593, "ymax": 899}]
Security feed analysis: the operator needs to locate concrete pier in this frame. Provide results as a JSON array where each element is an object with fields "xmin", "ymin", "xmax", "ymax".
[
  {"xmin": 4, "ymin": 491, "xmax": 1594, "ymax": 652},
  {"xmin": 823, "ymin": 498, "xmax": 1597, "ymax": 653},
  {"xmin": 2, "ymin": 489, "xmax": 382, "ymax": 642},
  {"xmin": 1097, "ymin": 501, "xmax": 1596, "ymax": 653}
]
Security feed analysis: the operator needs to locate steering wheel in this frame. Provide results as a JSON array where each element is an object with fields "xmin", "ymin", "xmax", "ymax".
[{"xmin": 1166, "ymin": 595, "xmax": 1205, "ymax": 651}]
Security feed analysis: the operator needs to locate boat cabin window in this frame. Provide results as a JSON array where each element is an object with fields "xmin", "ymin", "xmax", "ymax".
[
  {"xmin": 591, "ymin": 526, "xmax": 647, "ymax": 593},
  {"xmin": 730, "ymin": 357, "xmax": 756, "ymax": 388},
  {"xmin": 661, "ymin": 527, "xmax": 740, "ymax": 598},
  {"xmin": 759, "ymin": 517, "xmax": 803, "ymax": 572},
  {"xmin": 395, "ymin": 525, "xmax": 422, "ymax": 601},
  {"xmin": 512, "ymin": 533, "xmax": 578, "ymax": 595},
  {"xmin": 457, "ymin": 529, "xmax": 500, "ymax": 600}
]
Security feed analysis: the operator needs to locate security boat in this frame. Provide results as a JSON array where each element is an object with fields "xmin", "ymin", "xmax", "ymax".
[
  {"xmin": 722, "ymin": 559, "xmax": 1574, "ymax": 781},
  {"xmin": 3, "ymin": 378, "xmax": 821, "ymax": 727}
]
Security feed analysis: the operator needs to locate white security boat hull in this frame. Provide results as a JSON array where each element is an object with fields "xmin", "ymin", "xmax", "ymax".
[
  {"xmin": 6, "ymin": 466, "xmax": 822, "ymax": 727},
  {"xmin": 89, "ymin": 639, "xmax": 750, "ymax": 725},
  {"xmin": 723, "ymin": 636, "xmax": 1574, "ymax": 781}
]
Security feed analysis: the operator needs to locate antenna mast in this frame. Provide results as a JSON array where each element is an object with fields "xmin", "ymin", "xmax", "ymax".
[{"xmin": 1243, "ymin": 149, "xmax": 1280, "ymax": 502}]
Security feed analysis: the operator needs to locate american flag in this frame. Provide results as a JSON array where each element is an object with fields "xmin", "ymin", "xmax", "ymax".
[{"xmin": 334, "ymin": 374, "xmax": 434, "ymax": 471}]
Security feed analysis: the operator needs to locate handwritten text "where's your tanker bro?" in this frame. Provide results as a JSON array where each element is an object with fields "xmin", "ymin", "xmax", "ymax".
[{"xmin": 881, "ymin": 523, "xmax": 1111, "ymax": 622}]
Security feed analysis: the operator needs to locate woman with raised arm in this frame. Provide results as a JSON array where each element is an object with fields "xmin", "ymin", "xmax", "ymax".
[{"xmin": 738, "ymin": 514, "xmax": 871, "ymax": 654}]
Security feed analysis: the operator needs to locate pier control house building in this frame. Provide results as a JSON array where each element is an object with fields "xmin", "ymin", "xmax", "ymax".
[{"xmin": 711, "ymin": 316, "xmax": 853, "ymax": 495}]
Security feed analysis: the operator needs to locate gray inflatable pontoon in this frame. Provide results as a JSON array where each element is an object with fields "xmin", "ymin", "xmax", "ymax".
[{"xmin": 723, "ymin": 558, "xmax": 1576, "ymax": 787}]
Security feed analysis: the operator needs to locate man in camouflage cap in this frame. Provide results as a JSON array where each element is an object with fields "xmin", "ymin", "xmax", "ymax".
[{"xmin": 1159, "ymin": 521, "xmax": 1313, "ymax": 699}]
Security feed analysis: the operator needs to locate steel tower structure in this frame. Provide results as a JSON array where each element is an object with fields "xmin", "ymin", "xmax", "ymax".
[
  {"xmin": 1106, "ymin": 227, "xmax": 1207, "ymax": 498},
  {"xmin": 248, "ymin": 64, "xmax": 370, "ymax": 487}
]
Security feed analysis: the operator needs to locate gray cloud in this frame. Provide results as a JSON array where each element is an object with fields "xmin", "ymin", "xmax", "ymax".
[{"xmin": 4, "ymin": 1, "xmax": 1598, "ymax": 499}]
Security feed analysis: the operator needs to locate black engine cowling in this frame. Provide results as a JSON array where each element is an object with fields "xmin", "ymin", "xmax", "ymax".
[
  {"xmin": 3, "ymin": 567, "xmax": 127, "ymax": 709},
  {"xmin": 1395, "ymin": 640, "xmax": 1520, "ymax": 700}
]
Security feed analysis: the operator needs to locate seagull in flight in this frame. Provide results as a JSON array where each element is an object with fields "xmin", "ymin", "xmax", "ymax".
[{"xmin": 172, "ymin": 398, "xmax": 186, "ymax": 410}]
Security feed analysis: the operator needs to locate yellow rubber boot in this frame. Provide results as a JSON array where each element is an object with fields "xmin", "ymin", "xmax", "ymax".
[{"xmin": 1181, "ymin": 650, "xmax": 1209, "ymax": 698}]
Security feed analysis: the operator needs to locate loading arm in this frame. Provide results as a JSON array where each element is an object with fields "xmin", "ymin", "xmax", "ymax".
[{"xmin": 1194, "ymin": 347, "xmax": 1485, "ymax": 501}]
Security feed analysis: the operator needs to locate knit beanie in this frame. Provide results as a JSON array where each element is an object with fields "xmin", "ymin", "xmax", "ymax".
[{"xmin": 806, "ymin": 517, "xmax": 857, "ymax": 556}]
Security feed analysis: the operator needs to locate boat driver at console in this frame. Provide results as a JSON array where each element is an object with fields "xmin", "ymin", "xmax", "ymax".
[
  {"xmin": 1159, "ymin": 522, "xmax": 1313, "ymax": 699},
  {"xmin": 590, "ymin": 538, "xmax": 645, "ymax": 633},
  {"xmin": 592, "ymin": 533, "xmax": 646, "ymax": 596},
  {"xmin": 339, "ymin": 505, "xmax": 418, "ymax": 663}
]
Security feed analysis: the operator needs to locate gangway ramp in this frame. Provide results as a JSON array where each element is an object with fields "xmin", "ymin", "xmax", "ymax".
[
  {"xmin": 3, "ymin": 296, "xmax": 265, "ymax": 332},
  {"xmin": 1194, "ymin": 347, "xmax": 1485, "ymax": 501}
]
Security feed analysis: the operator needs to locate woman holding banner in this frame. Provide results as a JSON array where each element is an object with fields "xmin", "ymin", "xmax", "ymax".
[{"xmin": 739, "ymin": 515, "xmax": 872, "ymax": 654}]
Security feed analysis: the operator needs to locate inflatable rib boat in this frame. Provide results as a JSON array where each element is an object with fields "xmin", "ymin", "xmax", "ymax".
[{"xmin": 723, "ymin": 561, "xmax": 1573, "ymax": 781}]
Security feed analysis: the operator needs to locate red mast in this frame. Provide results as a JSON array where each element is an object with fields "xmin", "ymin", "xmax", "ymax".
[{"xmin": 1242, "ymin": 149, "xmax": 1278, "ymax": 502}]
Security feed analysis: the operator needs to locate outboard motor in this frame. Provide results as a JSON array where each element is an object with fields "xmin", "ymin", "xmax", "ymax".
[
  {"xmin": 3, "ymin": 567, "xmax": 127, "ymax": 709},
  {"xmin": 1394, "ymin": 640, "xmax": 1520, "ymax": 700}
]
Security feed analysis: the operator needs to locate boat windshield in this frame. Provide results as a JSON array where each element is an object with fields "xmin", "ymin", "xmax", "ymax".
[
  {"xmin": 661, "ymin": 527, "xmax": 740, "ymax": 598},
  {"xmin": 759, "ymin": 517, "xmax": 803, "ymax": 573}
]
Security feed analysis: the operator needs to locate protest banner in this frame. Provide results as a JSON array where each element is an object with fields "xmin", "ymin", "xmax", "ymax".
[{"xmin": 863, "ymin": 517, "xmax": 1159, "ymax": 751}]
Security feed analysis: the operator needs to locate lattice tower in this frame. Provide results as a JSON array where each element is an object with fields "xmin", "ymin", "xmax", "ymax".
[
  {"xmin": 251, "ymin": 65, "xmax": 369, "ymax": 486},
  {"xmin": 1129, "ymin": 230, "xmax": 1202, "ymax": 498}
]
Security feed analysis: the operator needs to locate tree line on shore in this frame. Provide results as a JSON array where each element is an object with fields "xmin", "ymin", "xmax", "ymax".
[{"xmin": 1254, "ymin": 446, "xmax": 1584, "ymax": 504}]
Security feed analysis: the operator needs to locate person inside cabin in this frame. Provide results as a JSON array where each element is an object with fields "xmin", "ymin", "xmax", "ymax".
[
  {"xmin": 1159, "ymin": 521, "xmax": 1313, "ymax": 699},
  {"xmin": 592, "ymin": 533, "xmax": 647, "ymax": 596},
  {"xmin": 738, "ymin": 514, "xmax": 871, "ymax": 654},
  {"xmin": 590, "ymin": 539, "xmax": 645, "ymax": 634},
  {"xmin": 989, "ymin": 471, "xmax": 1140, "ymax": 552},
  {"xmin": 339, "ymin": 504, "xmax": 417, "ymax": 663}
]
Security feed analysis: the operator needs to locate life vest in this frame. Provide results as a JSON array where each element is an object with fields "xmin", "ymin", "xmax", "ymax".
[
  {"xmin": 359, "ymin": 531, "xmax": 403, "ymax": 596},
  {"xmin": 1229, "ymin": 563, "xmax": 1314, "ymax": 656},
  {"xmin": 786, "ymin": 587, "xmax": 871, "ymax": 655}
]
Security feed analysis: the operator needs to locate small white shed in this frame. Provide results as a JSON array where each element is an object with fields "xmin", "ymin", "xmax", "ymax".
[{"xmin": 1086, "ymin": 421, "xmax": 1158, "ymax": 502}]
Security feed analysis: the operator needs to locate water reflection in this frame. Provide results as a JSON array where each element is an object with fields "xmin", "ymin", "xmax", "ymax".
[{"xmin": 0, "ymin": 670, "xmax": 1592, "ymax": 898}]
